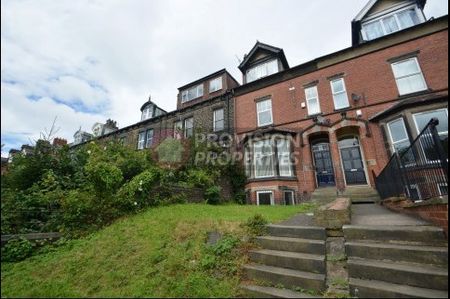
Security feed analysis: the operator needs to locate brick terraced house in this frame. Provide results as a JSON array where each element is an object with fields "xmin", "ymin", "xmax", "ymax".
[
  {"xmin": 233, "ymin": 0, "xmax": 448, "ymax": 205},
  {"xmin": 70, "ymin": 0, "xmax": 447, "ymax": 207}
]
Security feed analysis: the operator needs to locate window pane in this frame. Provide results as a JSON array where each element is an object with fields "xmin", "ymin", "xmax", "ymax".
[
  {"xmin": 392, "ymin": 59, "xmax": 420, "ymax": 78},
  {"xmin": 146, "ymin": 130, "xmax": 154, "ymax": 148},
  {"xmin": 257, "ymin": 100, "xmax": 273, "ymax": 126},
  {"xmin": 138, "ymin": 132, "xmax": 145, "ymax": 150},
  {"xmin": 257, "ymin": 99, "xmax": 271, "ymax": 112},
  {"xmin": 363, "ymin": 21, "xmax": 384, "ymax": 40},
  {"xmin": 394, "ymin": 140, "xmax": 410, "ymax": 154},
  {"xmin": 383, "ymin": 15, "xmax": 399, "ymax": 33},
  {"xmin": 397, "ymin": 9, "xmax": 420, "ymax": 29},
  {"xmin": 414, "ymin": 110, "xmax": 448, "ymax": 134},
  {"xmin": 305, "ymin": 86, "xmax": 318, "ymax": 99},
  {"xmin": 388, "ymin": 119, "xmax": 409, "ymax": 142},
  {"xmin": 396, "ymin": 75, "xmax": 427, "ymax": 95},
  {"xmin": 258, "ymin": 111, "xmax": 272, "ymax": 126},
  {"xmin": 277, "ymin": 140, "xmax": 292, "ymax": 176},
  {"xmin": 258, "ymin": 193, "xmax": 272, "ymax": 205},
  {"xmin": 307, "ymin": 98, "xmax": 320, "ymax": 115},
  {"xmin": 209, "ymin": 77, "xmax": 222, "ymax": 93},
  {"xmin": 254, "ymin": 140, "xmax": 274, "ymax": 177},
  {"xmin": 246, "ymin": 59, "xmax": 278, "ymax": 83},
  {"xmin": 332, "ymin": 79, "xmax": 344, "ymax": 93},
  {"xmin": 333, "ymin": 92, "xmax": 349, "ymax": 110}
]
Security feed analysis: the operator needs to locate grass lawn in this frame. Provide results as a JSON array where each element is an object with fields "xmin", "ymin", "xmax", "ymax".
[{"xmin": 1, "ymin": 203, "xmax": 314, "ymax": 298}]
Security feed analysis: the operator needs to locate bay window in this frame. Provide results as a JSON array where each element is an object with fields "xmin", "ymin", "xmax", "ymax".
[
  {"xmin": 387, "ymin": 118, "xmax": 410, "ymax": 155},
  {"xmin": 254, "ymin": 140, "xmax": 275, "ymax": 178},
  {"xmin": 413, "ymin": 109, "xmax": 448, "ymax": 158}
]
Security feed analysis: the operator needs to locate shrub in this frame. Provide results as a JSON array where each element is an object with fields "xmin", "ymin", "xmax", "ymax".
[
  {"xmin": 244, "ymin": 214, "xmax": 269, "ymax": 237},
  {"xmin": 1, "ymin": 238, "xmax": 34, "ymax": 262},
  {"xmin": 116, "ymin": 168, "xmax": 161, "ymax": 210},
  {"xmin": 85, "ymin": 162, "xmax": 123, "ymax": 196},
  {"xmin": 184, "ymin": 169, "xmax": 216, "ymax": 188},
  {"xmin": 205, "ymin": 186, "xmax": 221, "ymax": 205}
]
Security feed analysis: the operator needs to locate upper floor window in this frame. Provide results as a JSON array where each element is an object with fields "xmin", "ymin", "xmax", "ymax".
[
  {"xmin": 257, "ymin": 99, "xmax": 273, "ymax": 127},
  {"xmin": 184, "ymin": 117, "xmax": 194, "ymax": 138},
  {"xmin": 387, "ymin": 118, "xmax": 410, "ymax": 155},
  {"xmin": 362, "ymin": 6, "xmax": 422, "ymax": 41},
  {"xmin": 209, "ymin": 77, "xmax": 222, "ymax": 93},
  {"xmin": 391, "ymin": 58, "xmax": 427, "ymax": 95},
  {"xmin": 246, "ymin": 59, "xmax": 278, "ymax": 83},
  {"xmin": 213, "ymin": 108, "xmax": 225, "ymax": 132},
  {"xmin": 141, "ymin": 106, "xmax": 153, "ymax": 121},
  {"xmin": 330, "ymin": 78, "xmax": 349, "ymax": 110},
  {"xmin": 145, "ymin": 129, "xmax": 154, "ymax": 148},
  {"xmin": 181, "ymin": 84, "xmax": 203, "ymax": 103},
  {"xmin": 305, "ymin": 86, "xmax": 321, "ymax": 115},
  {"xmin": 137, "ymin": 132, "xmax": 146, "ymax": 150}
]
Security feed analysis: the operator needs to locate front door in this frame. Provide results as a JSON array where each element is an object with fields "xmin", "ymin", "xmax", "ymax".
[
  {"xmin": 339, "ymin": 138, "xmax": 367, "ymax": 185},
  {"xmin": 312, "ymin": 142, "xmax": 335, "ymax": 187}
]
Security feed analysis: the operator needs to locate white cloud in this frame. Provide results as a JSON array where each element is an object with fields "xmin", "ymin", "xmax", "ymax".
[{"xmin": 1, "ymin": 0, "xmax": 448, "ymax": 156}]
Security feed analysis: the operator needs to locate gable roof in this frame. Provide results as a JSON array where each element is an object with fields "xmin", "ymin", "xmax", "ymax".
[
  {"xmin": 238, "ymin": 41, "xmax": 289, "ymax": 71},
  {"xmin": 352, "ymin": 0, "xmax": 427, "ymax": 46}
]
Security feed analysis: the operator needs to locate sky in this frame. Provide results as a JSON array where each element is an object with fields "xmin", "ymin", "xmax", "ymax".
[{"xmin": 1, "ymin": 0, "xmax": 448, "ymax": 156}]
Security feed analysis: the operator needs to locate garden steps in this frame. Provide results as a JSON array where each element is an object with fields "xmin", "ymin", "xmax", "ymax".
[
  {"xmin": 239, "ymin": 284, "xmax": 321, "ymax": 298},
  {"xmin": 242, "ymin": 225, "xmax": 327, "ymax": 297}
]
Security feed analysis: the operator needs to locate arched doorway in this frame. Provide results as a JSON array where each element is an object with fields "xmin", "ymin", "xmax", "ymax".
[
  {"xmin": 338, "ymin": 136, "xmax": 367, "ymax": 185},
  {"xmin": 310, "ymin": 135, "xmax": 335, "ymax": 188}
]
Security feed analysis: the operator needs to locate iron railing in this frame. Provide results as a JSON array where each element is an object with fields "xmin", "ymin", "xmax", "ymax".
[{"xmin": 375, "ymin": 118, "xmax": 448, "ymax": 201}]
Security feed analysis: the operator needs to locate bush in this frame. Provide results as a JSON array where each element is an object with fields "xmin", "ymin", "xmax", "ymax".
[
  {"xmin": 244, "ymin": 214, "xmax": 269, "ymax": 237},
  {"xmin": 85, "ymin": 162, "xmax": 123, "ymax": 196},
  {"xmin": 205, "ymin": 186, "xmax": 221, "ymax": 205},
  {"xmin": 1, "ymin": 238, "xmax": 34, "ymax": 262}
]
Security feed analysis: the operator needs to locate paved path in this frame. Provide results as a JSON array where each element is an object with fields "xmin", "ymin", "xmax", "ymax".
[{"xmin": 351, "ymin": 203, "xmax": 430, "ymax": 226}]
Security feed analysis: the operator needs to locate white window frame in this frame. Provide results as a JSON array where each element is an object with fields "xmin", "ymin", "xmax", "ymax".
[
  {"xmin": 305, "ymin": 85, "xmax": 321, "ymax": 116},
  {"xmin": 413, "ymin": 108, "xmax": 448, "ymax": 163},
  {"xmin": 256, "ymin": 99, "xmax": 273, "ymax": 127},
  {"xmin": 330, "ymin": 78, "xmax": 350, "ymax": 110},
  {"xmin": 437, "ymin": 183, "xmax": 448, "ymax": 196},
  {"xmin": 391, "ymin": 57, "xmax": 427, "ymax": 96},
  {"xmin": 145, "ymin": 129, "xmax": 154, "ymax": 148},
  {"xmin": 174, "ymin": 120, "xmax": 183, "ymax": 139},
  {"xmin": 361, "ymin": 4, "xmax": 424, "ymax": 41},
  {"xmin": 246, "ymin": 59, "xmax": 279, "ymax": 83},
  {"xmin": 213, "ymin": 108, "xmax": 225, "ymax": 132},
  {"xmin": 181, "ymin": 84, "xmax": 204, "ymax": 103},
  {"xmin": 137, "ymin": 132, "xmax": 146, "ymax": 150},
  {"xmin": 253, "ymin": 140, "xmax": 275, "ymax": 179},
  {"xmin": 277, "ymin": 139, "xmax": 293, "ymax": 177},
  {"xmin": 387, "ymin": 118, "xmax": 410, "ymax": 154},
  {"xmin": 184, "ymin": 117, "xmax": 194, "ymax": 138},
  {"xmin": 283, "ymin": 190, "xmax": 295, "ymax": 205},
  {"xmin": 209, "ymin": 77, "xmax": 222, "ymax": 93},
  {"xmin": 256, "ymin": 190, "xmax": 274, "ymax": 206}
]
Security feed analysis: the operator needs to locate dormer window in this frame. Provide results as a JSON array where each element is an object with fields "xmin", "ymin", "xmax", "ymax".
[
  {"xmin": 246, "ymin": 59, "xmax": 279, "ymax": 83},
  {"xmin": 181, "ymin": 84, "xmax": 204, "ymax": 103},
  {"xmin": 361, "ymin": 6, "xmax": 423, "ymax": 41},
  {"xmin": 209, "ymin": 77, "xmax": 222, "ymax": 93},
  {"xmin": 141, "ymin": 106, "xmax": 154, "ymax": 121}
]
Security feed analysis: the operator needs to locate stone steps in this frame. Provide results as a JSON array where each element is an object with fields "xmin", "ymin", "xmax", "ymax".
[
  {"xmin": 347, "ymin": 257, "xmax": 448, "ymax": 290},
  {"xmin": 349, "ymin": 278, "xmax": 448, "ymax": 298},
  {"xmin": 244, "ymin": 264, "xmax": 326, "ymax": 292},
  {"xmin": 345, "ymin": 241, "xmax": 448, "ymax": 267},
  {"xmin": 239, "ymin": 284, "xmax": 321, "ymax": 298},
  {"xmin": 343, "ymin": 225, "xmax": 447, "ymax": 245},
  {"xmin": 249, "ymin": 249, "xmax": 325, "ymax": 273},
  {"xmin": 267, "ymin": 225, "xmax": 326, "ymax": 240},
  {"xmin": 256, "ymin": 236, "xmax": 326, "ymax": 255}
]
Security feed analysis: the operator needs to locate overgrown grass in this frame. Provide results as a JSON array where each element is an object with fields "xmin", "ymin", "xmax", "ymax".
[{"xmin": 1, "ymin": 203, "xmax": 314, "ymax": 298}]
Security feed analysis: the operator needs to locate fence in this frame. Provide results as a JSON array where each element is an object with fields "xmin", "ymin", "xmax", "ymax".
[{"xmin": 375, "ymin": 118, "xmax": 448, "ymax": 201}]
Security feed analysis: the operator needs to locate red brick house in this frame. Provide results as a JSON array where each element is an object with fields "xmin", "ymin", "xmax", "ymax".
[{"xmin": 233, "ymin": 0, "xmax": 448, "ymax": 205}]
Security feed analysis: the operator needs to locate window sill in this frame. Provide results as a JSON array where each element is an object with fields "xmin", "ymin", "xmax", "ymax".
[
  {"xmin": 247, "ymin": 176, "xmax": 298, "ymax": 183},
  {"xmin": 334, "ymin": 106, "xmax": 351, "ymax": 112},
  {"xmin": 397, "ymin": 89, "xmax": 432, "ymax": 100}
]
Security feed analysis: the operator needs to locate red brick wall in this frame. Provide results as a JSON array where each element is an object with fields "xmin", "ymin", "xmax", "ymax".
[{"xmin": 235, "ymin": 29, "xmax": 448, "ymax": 197}]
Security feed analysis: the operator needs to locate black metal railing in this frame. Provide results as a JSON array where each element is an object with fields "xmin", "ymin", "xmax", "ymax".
[{"xmin": 375, "ymin": 118, "xmax": 448, "ymax": 201}]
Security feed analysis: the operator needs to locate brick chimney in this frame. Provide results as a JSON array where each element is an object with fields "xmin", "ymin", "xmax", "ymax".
[{"xmin": 53, "ymin": 137, "xmax": 68, "ymax": 147}]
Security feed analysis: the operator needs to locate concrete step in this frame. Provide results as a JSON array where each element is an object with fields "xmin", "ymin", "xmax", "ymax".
[
  {"xmin": 249, "ymin": 249, "xmax": 325, "ymax": 273},
  {"xmin": 349, "ymin": 278, "xmax": 448, "ymax": 298},
  {"xmin": 267, "ymin": 225, "xmax": 326, "ymax": 240},
  {"xmin": 345, "ymin": 241, "xmax": 448, "ymax": 267},
  {"xmin": 239, "ymin": 284, "xmax": 320, "ymax": 298},
  {"xmin": 347, "ymin": 258, "xmax": 448, "ymax": 290},
  {"xmin": 256, "ymin": 236, "xmax": 326, "ymax": 255},
  {"xmin": 244, "ymin": 264, "xmax": 326, "ymax": 292},
  {"xmin": 343, "ymin": 225, "xmax": 447, "ymax": 245}
]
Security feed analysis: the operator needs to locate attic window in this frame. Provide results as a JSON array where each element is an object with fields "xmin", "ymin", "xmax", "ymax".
[
  {"xmin": 181, "ymin": 84, "xmax": 204, "ymax": 103},
  {"xmin": 246, "ymin": 59, "xmax": 278, "ymax": 83},
  {"xmin": 141, "ymin": 106, "xmax": 153, "ymax": 121},
  {"xmin": 362, "ymin": 6, "xmax": 422, "ymax": 41}
]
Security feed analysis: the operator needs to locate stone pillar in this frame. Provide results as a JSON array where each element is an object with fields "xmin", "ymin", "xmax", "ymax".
[{"xmin": 330, "ymin": 131, "xmax": 345, "ymax": 191}]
